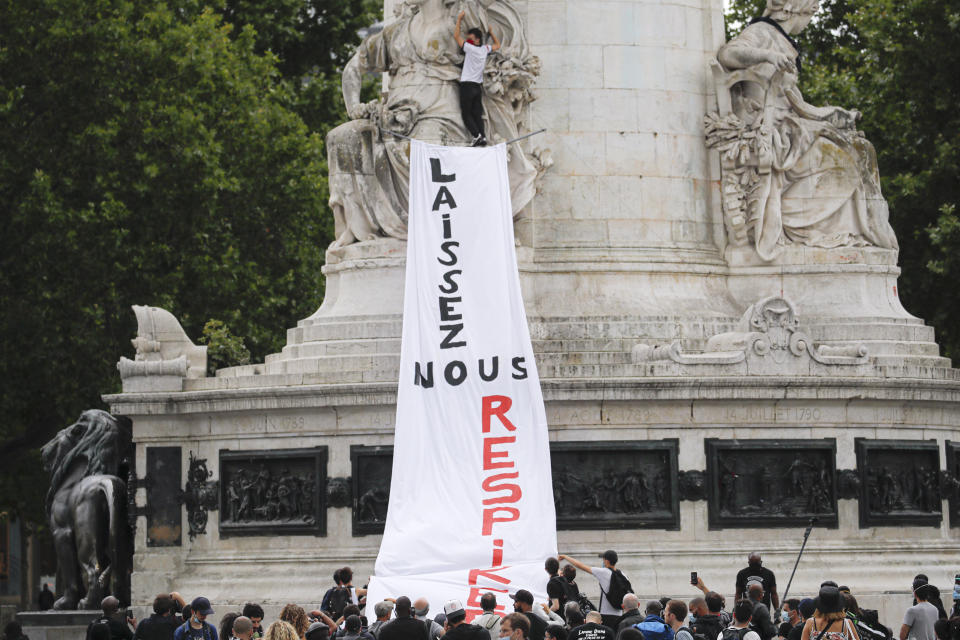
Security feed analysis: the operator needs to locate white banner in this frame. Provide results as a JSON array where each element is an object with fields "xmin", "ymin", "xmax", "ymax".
[{"xmin": 365, "ymin": 141, "xmax": 557, "ymax": 620}]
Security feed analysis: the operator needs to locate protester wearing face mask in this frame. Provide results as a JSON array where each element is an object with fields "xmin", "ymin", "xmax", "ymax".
[{"xmin": 174, "ymin": 597, "xmax": 218, "ymax": 640}]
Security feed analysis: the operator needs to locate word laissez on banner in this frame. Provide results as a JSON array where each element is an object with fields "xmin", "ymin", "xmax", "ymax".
[{"xmin": 412, "ymin": 155, "xmax": 529, "ymax": 390}]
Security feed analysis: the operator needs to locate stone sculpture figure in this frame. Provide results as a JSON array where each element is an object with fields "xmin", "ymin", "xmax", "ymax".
[
  {"xmin": 40, "ymin": 409, "xmax": 132, "ymax": 609},
  {"xmin": 705, "ymin": 0, "xmax": 898, "ymax": 261},
  {"xmin": 326, "ymin": 0, "xmax": 542, "ymax": 248}
]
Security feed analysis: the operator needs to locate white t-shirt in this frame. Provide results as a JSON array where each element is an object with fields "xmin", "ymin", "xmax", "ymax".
[
  {"xmin": 590, "ymin": 566, "xmax": 621, "ymax": 616},
  {"xmin": 461, "ymin": 41, "xmax": 492, "ymax": 83}
]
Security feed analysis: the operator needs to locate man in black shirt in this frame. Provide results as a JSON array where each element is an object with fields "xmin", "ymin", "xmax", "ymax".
[
  {"xmin": 379, "ymin": 597, "xmax": 424, "ymax": 640},
  {"xmin": 689, "ymin": 595, "xmax": 724, "ymax": 640},
  {"xmin": 545, "ymin": 558, "xmax": 567, "ymax": 612},
  {"xmin": 513, "ymin": 590, "xmax": 547, "ymax": 640},
  {"xmin": 616, "ymin": 595, "xmax": 644, "ymax": 633},
  {"xmin": 134, "ymin": 594, "xmax": 179, "ymax": 640},
  {"xmin": 569, "ymin": 612, "xmax": 613, "ymax": 640},
  {"xmin": 86, "ymin": 596, "xmax": 134, "ymax": 640},
  {"xmin": 442, "ymin": 600, "xmax": 489, "ymax": 640},
  {"xmin": 735, "ymin": 554, "xmax": 778, "ymax": 611}
]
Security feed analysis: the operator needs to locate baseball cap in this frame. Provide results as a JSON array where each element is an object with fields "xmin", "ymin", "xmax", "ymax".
[
  {"xmin": 444, "ymin": 600, "xmax": 465, "ymax": 618},
  {"xmin": 512, "ymin": 589, "xmax": 534, "ymax": 605},
  {"xmin": 599, "ymin": 550, "xmax": 618, "ymax": 564},
  {"xmin": 190, "ymin": 596, "xmax": 214, "ymax": 616}
]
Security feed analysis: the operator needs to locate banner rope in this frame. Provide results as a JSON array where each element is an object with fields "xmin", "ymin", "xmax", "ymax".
[{"xmin": 378, "ymin": 125, "xmax": 546, "ymax": 146}]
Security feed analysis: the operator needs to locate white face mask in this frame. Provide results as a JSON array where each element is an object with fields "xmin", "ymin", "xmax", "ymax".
[{"xmin": 781, "ymin": 611, "xmax": 791, "ymax": 623}]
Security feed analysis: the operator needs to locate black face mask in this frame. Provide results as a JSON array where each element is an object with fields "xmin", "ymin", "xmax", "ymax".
[{"xmin": 514, "ymin": 604, "xmax": 522, "ymax": 613}]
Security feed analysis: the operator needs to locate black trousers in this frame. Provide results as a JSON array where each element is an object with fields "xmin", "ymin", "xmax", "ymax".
[{"xmin": 459, "ymin": 81, "xmax": 485, "ymax": 138}]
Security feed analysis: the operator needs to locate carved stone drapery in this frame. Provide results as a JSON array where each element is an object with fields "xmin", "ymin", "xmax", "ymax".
[
  {"xmin": 181, "ymin": 452, "xmax": 218, "ymax": 541},
  {"xmin": 550, "ymin": 441, "xmax": 680, "ymax": 530},
  {"xmin": 706, "ymin": 439, "xmax": 838, "ymax": 529},
  {"xmin": 219, "ymin": 448, "xmax": 327, "ymax": 537},
  {"xmin": 855, "ymin": 439, "xmax": 941, "ymax": 527}
]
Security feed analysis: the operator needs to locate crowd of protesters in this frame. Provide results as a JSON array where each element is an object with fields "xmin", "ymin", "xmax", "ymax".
[{"xmin": 16, "ymin": 557, "xmax": 954, "ymax": 640}]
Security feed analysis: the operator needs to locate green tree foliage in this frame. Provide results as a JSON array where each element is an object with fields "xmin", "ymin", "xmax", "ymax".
[
  {"xmin": 0, "ymin": 0, "xmax": 378, "ymax": 522},
  {"xmin": 725, "ymin": 0, "xmax": 960, "ymax": 362},
  {"xmin": 200, "ymin": 319, "xmax": 252, "ymax": 375}
]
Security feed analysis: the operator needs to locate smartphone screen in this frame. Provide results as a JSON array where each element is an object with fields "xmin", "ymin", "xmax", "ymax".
[{"xmin": 691, "ymin": 571, "xmax": 698, "ymax": 585}]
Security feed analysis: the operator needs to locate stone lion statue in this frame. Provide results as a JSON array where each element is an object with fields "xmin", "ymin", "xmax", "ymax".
[{"xmin": 41, "ymin": 409, "xmax": 133, "ymax": 609}]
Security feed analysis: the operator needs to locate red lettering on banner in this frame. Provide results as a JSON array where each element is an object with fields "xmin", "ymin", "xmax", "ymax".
[
  {"xmin": 481, "ymin": 473, "xmax": 522, "ymax": 505},
  {"xmin": 470, "ymin": 396, "xmax": 521, "ymax": 612},
  {"xmin": 483, "ymin": 437, "xmax": 516, "ymax": 470},
  {"xmin": 482, "ymin": 507, "xmax": 520, "ymax": 535},
  {"xmin": 482, "ymin": 395, "xmax": 516, "ymax": 433}
]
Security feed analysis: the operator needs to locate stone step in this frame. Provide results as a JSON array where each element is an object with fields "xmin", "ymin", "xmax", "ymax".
[
  {"xmin": 292, "ymin": 320, "xmax": 404, "ymax": 344},
  {"xmin": 816, "ymin": 339, "xmax": 941, "ymax": 357},
  {"xmin": 263, "ymin": 354, "xmax": 402, "ymax": 376},
  {"xmin": 804, "ymin": 322, "xmax": 936, "ymax": 343},
  {"xmin": 296, "ymin": 313, "xmax": 402, "ymax": 328},
  {"xmin": 274, "ymin": 338, "xmax": 402, "ymax": 360}
]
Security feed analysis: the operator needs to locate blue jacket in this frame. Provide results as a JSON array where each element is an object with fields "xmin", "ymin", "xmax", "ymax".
[{"xmin": 635, "ymin": 615, "xmax": 674, "ymax": 640}]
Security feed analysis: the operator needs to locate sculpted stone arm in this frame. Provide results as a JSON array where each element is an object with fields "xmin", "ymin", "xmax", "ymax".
[
  {"xmin": 717, "ymin": 39, "xmax": 793, "ymax": 72},
  {"xmin": 488, "ymin": 26, "xmax": 501, "ymax": 52},
  {"xmin": 341, "ymin": 53, "xmax": 366, "ymax": 120},
  {"xmin": 783, "ymin": 82, "xmax": 860, "ymax": 129}
]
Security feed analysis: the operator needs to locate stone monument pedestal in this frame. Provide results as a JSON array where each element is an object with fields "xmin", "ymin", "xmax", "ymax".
[
  {"xmin": 16, "ymin": 611, "xmax": 103, "ymax": 640},
  {"xmin": 103, "ymin": 0, "xmax": 960, "ymax": 630}
]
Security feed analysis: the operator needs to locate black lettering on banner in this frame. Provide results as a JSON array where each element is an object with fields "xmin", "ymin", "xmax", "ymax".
[
  {"xmin": 438, "ymin": 241, "xmax": 459, "ymax": 266},
  {"xmin": 430, "ymin": 157, "xmax": 455, "ymax": 183},
  {"xmin": 479, "ymin": 357, "xmax": 499, "ymax": 381},
  {"xmin": 511, "ymin": 357, "xmax": 528, "ymax": 380},
  {"xmin": 439, "ymin": 296, "xmax": 463, "ymax": 322},
  {"xmin": 442, "ymin": 214, "xmax": 452, "ymax": 239},
  {"xmin": 414, "ymin": 361, "xmax": 434, "ymax": 388},
  {"xmin": 432, "ymin": 186, "xmax": 457, "ymax": 211},
  {"xmin": 439, "ymin": 270, "xmax": 461, "ymax": 294},
  {"xmin": 444, "ymin": 360, "xmax": 468, "ymax": 386},
  {"xmin": 440, "ymin": 324, "xmax": 467, "ymax": 349}
]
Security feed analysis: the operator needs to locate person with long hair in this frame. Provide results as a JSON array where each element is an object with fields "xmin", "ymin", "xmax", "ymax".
[
  {"xmin": 801, "ymin": 586, "xmax": 859, "ymax": 640},
  {"xmin": 265, "ymin": 621, "xmax": 300, "ymax": 640},
  {"xmin": 279, "ymin": 605, "xmax": 310, "ymax": 640}
]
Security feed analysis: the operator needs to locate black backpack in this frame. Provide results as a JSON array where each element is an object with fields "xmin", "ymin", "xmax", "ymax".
[
  {"xmin": 327, "ymin": 587, "xmax": 352, "ymax": 619},
  {"xmin": 721, "ymin": 628, "xmax": 751, "ymax": 640},
  {"xmin": 603, "ymin": 569, "xmax": 632, "ymax": 611},
  {"xmin": 679, "ymin": 626, "xmax": 708, "ymax": 640},
  {"xmin": 692, "ymin": 616, "xmax": 724, "ymax": 640},
  {"xmin": 86, "ymin": 617, "xmax": 112, "ymax": 640}
]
